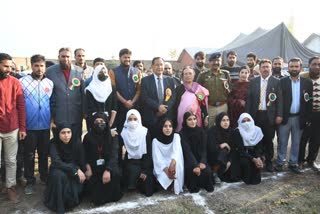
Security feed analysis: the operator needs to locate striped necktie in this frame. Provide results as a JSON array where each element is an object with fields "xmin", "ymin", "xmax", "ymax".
[{"xmin": 259, "ymin": 79, "xmax": 267, "ymax": 110}]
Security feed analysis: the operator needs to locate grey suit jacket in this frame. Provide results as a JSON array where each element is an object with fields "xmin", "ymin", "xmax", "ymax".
[
  {"xmin": 46, "ymin": 64, "xmax": 85, "ymax": 125},
  {"xmin": 245, "ymin": 76, "xmax": 283, "ymax": 125}
]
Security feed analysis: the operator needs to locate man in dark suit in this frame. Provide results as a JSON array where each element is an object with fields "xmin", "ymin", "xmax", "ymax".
[
  {"xmin": 275, "ymin": 58, "xmax": 313, "ymax": 174},
  {"xmin": 46, "ymin": 47, "xmax": 85, "ymax": 140},
  {"xmin": 140, "ymin": 57, "xmax": 176, "ymax": 136},
  {"xmin": 246, "ymin": 59, "xmax": 283, "ymax": 172}
]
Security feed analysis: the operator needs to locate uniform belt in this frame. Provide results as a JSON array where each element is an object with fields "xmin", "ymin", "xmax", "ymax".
[{"xmin": 209, "ymin": 102, "xmax": 226, "ymax": 107}]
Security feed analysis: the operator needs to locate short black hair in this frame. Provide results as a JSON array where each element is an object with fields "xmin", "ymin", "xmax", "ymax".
[
  {"xmin": 194, "ymin": 51, "xmax": 205, "ymax": 59},
  {"xmin": 133, "ymin": 60, "xmax": 143, "ymax": 67},
  {"xmin": 308, "ymin": 56, "xmax": 320, "ymax": 66},
  {"xmin": 151, "ymin": 57, "xmax": 164, "ymax": 65},
  {"xmin": 227, "ymin": 50, "xmax": 237, "ymax": 57},
  {"xmin": 93, "ymin": 57, "xmax": 105, "ymax": 65},
  {"xmin": 58, "ymin": 47, "xmax": 72, "ymax": 54},
  {"xmin": 272, "ymin": 56, "xmax": 283, "ymax": 63},
  {"xmin": 259, "ymin": 59, "xmax": 272, "ymax": 67},
  {"xmin": 45, "ymin": 61, "xmax": 55, "ymax": 68},
  {"xmin": 288, "ymin": 57, "xmax": 302, "ymax": 67},
  {"xmin": 119, "ymin": 48, "xmax": 132, "ymax": 57},
  {"xmin": 246, "ymin": 53, "xmax": 257, "ymax": 61},
  {"xmin": 0, "ymin": 53, "xmax": 12, "ymax": 63},
  {"xmin": 31, "ymin": 54, "xmax": 45, "ymax": 65}
]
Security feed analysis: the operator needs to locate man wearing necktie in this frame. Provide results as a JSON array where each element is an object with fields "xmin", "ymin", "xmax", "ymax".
[
  {"xmin": 140, "ymin": 57, "xmax": 176, "ymax": 137},
  {"xmin": 246, "ymin": 59, "xmax": 283, "ymax": 172}
]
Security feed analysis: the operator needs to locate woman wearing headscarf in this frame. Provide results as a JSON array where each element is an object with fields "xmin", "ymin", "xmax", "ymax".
[
  {"xmin": 180, "ymin": 112, "xmax": 214, "ymax": 193},
  {"xmin": 152, "ymin": 118, "xmax": 184, "ymax": 195},
  {"xmin": 232, "ymin": 113, "xmax": 264, "ymax": 185},
  {"xmin": 85, "ymin": 65, "xmax": 117, "ymax": 129},
  {"xmin": 174, "ymin": 66, "xmax": 209, "ymax": 131},
  {"xmin": 82, "ymin": 112, "xmax": 123, "ymax": 205},
  {"xmin": 207, "ymin": 112, "xmax": 238, "ymax": 183},
  {"xmin": 121, "ymin": 109, "xmax": 155, "ymax": 196},
  {"xmin": 44, "ymin": 124, "xmax": 86, "ymax": 213}
]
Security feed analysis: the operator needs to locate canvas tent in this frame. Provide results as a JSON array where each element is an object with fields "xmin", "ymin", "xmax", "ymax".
[
  {"xmin": 303, "ymin": 33, "xmax": 320, "ymax": 53},
  {"xmin": 215, "ymin": 23, "xmax": 320, "ymax": 67}
]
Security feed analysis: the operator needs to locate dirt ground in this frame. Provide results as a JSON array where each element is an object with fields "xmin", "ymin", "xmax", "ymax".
[{"xmin": 0, "ymin": 163, "xmax": 319, "ymax": 214}]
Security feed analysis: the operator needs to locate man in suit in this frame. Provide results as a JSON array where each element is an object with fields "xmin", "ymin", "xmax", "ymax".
[
  {"xmin": 246, "ymin": 59, "xmax": 283, "ymax": 172},
  {"xmin": 275, "ymin": 58, "xmax": 313, "ymax": 174},
  {"xmin": 46, "ymin": 47, "xmax": 85, "ymax": 140},
  {"xmin": 299, "ymin": 56, "xmax": 320, "ymax": 171},
  {"xmin": 140, "ymin": 57, "xmax": 176, "ymax": 136}
]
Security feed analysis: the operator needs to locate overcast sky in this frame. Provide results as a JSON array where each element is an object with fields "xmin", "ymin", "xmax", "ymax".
[{"xmin": 1, "ymin": 0, "xmax": 319, "ymax": 60}]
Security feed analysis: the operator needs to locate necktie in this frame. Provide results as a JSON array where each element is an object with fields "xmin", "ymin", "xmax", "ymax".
[
  {"xmin": 259, "ymin": 79, "xmax": 267, "ymax": 110},
  {"xmin": 157, "ymin": 77, "xmax": 163, "ymax": 103}
]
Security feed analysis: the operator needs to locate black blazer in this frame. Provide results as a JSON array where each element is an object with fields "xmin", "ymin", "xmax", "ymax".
[
  {"xmin": 245, "ymin": 76, "xmax": 283, "ymax": 125},
  {"xmin": 140, "ymin": 74, "xmax": 176, "ymax": 128},
  {"xmin": 280, "ymin": 76, "xmax": 313, "ymax": 128}
]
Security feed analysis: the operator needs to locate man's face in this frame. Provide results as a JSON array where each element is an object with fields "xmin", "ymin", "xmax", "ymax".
[
  {"xmin": 0, "ymin": 59, "xmax": 13, "ymax": 79},
  {"xmin": 120, "ymin": 54, "xmax": 131, "ymax": 67},
  {"xmin": 247, "ymin": 57, "xmax": 256, "ymax": 68},
  {"xmin": 58, "ymin": 50, "xmax": 72, "ymax": 70},
  {"xmin": 32, "ymin": 61, "xmax": 46, "ymax": 78},
  {"xmin": 227, "ymin": 54, "xmax": 237, "ymax": 67},
  {"xmin": 272, "ymin": 59, "xmax": 283, "ymax": 73},
  {"xmin": 152, "ymin": 58, "xmax": 164, "ymax": 77},
  {"xmin": 135, "ymin": 63, "xmax": 144, "ymax": 72},
  {"xmin": 75, "ymin": 50, "xmax": 85, "ymax": 65},
  {"xmin": 209, "ymin": 58, "xmax": 221, "ymax": 71},
  {"xmin": 195, "ymin": 56, "xmax": 205, "ymax": 68},
  {"xmin": 309, "ymin": 58, "xmax": 320, "ymax": 77},
  {"xmin": 288, "ymin": 61, "xmax": 301, "ymax": 77},
  {"xmin": 164, "ymin": 64, "xmax": 173, "ymax": 76},
  {"xmin": 260, "ymin": 62, "xmax": 271, "ymax": 79}
]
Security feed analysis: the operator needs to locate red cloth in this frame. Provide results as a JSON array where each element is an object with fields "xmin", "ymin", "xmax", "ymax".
[
  {"xmin": 62, "ymin": 69, "xmax": 71, "ymax": 83},
  {"xmin": 0, "ymin": 76, "xmax": 26, "ymax": 133}
]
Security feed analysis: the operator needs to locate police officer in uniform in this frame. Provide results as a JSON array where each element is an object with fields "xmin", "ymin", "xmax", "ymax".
[{"xmin": 197, "ymin": 52, "xmax": 231, "ymax": 127}]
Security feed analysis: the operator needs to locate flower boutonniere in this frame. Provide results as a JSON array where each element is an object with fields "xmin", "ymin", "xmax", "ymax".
[
  {"xmin": 267, "ymin": 93, "xmax": 277, "ymax": 106},
  {"xmin": 69, "ymin": 78, "xmax": 81, "ymax": 90},
  {"xmin": 221, "ymin": 79, "xmax": 231, "ymax": 93},
  {"xmin": 195, "ymin": 91, "xmax": 206, "ymax": 106},
  {"xmin": 165, "ymin": 88, "xmax": 172, "ymax": 102}
]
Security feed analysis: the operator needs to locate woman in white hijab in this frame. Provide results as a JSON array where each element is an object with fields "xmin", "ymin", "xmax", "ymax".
[
  {"xmin": 232, "ymin": 113, "xmax": 264, "ymax": 185},
  {"xmin": 152, "ymin": 118, "xmax": 184, "ymax": 195},
  {"xmin": 121, "ymin": 109, "xmax": 155, "ymax": 196},
  {"xmin": 86, "ymin": 65, "xmax": 117, "ymax": 130}
]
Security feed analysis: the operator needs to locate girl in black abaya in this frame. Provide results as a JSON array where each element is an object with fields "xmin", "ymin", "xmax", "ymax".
[
  {"xmin": 83, "ymin": 112, "xmax": 123, "ymax": 205},
  {"xmin": 44, "ymin": 124, "xmax": 86, "ymax": 214},
  {"xmin": 180, "ymin": 112, "xmax": 214, "ymax": 193}
]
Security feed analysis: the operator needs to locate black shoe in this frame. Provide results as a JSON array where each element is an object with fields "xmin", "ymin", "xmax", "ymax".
[
  {"xmin": 274, "ymin": 164, "xmax": 283, "ymax": 172},
  {"xmin": 266, "ymin": 162, "xmax": 274, "ymax": 172},
  {"xmin": 289, "ymin": 165, "xmax": 302, "ymax": 174}
]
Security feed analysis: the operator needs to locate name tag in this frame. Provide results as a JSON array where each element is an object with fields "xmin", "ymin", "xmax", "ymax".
[{"xmin": 96, "ymin": 159, "xmax": 105, "ymax": 166}]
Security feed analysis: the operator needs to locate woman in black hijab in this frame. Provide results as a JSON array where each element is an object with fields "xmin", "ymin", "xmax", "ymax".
[
  {"xmin": 207, "ymin": 112, "xmax": 239, "ymax": 183},
  {"xmin": 44, "ymin": 124, "xmax": 86, "ymax": 214},
  {"xmin": 180, "ymin": 112, "xmax": 214, "ymax": 193},
  {"xmin": 82, "ymin": 112, "xmax": 123, "ymax": 205}
]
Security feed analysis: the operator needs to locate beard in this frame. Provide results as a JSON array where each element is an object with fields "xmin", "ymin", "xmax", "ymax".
[
  {"xmin": 228, "ymin": 61, "xmax": 235, "ymax": 67},
  {"xmin": 0, "ymin": 71, "xmax": 9, "ymax": 80},
  {"xmin": 247, "ymin": 63, "xmax": 254, "ymax": 68},
  {"xmin": 289, "ymin": 70, "xmax": 300, "ymax": 77},
  {"xmin": 272, "ymin": 67, "xmax": 281, "ymax": 74},
  {"xmin": 196, "ymin": 62, "xmax": 204, "ymax": 68},
  {"xmin": 310, "ymin": 69, "xmax": 320, "ymax": 79},
  {"xmin": 60, "ymin": 61, "xmax": 71, "ymax": 70}
]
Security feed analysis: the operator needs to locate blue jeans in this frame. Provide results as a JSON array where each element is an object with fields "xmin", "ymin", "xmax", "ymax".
[{"xmin": 277, "ymin": 116, "xmax": 302, "ymax": 166}]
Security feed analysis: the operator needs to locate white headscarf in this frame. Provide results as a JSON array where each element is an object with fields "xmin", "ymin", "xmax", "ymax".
[
  {"xmin": 85, "ymin": 65, "xmax": 112, "ymax": 103},
  {"xmin": 237, "ymin": 113, "xmax": 264, "ymax": 147},
  {"xmin": 121, "ymin": 109, "xmax": 148, "ymax": 159}
]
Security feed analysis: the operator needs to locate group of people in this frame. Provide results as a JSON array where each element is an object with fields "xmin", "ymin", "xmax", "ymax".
[{"xmin": 0, "ymin": 47, "xmax": 319, "ymax": 213}]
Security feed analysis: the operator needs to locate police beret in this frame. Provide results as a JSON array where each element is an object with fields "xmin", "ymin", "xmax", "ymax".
[{"xmin": 209, "ymin": 52, "xmax": 222, "ymax": 61}]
